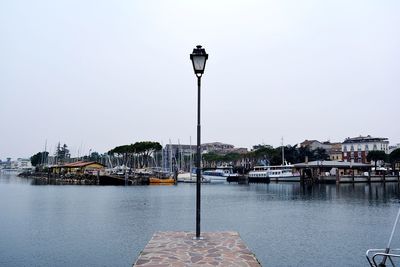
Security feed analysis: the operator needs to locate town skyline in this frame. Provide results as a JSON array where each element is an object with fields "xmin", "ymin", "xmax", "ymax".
[{"xmin": 1, "ymin": 134, "xmax": 399, "ymax": 161}]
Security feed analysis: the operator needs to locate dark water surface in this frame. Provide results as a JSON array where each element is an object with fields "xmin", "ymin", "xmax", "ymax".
[{"xmin": 1, "ymin": 173, "xmax": 400, "ymax": 267}]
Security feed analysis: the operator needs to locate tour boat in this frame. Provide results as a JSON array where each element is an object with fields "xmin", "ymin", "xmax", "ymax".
[
  {"xmin": 248, "ymin": 164, "xmax": 300, "ymax": 183},
  {"xmin": 249, "ymin": 139, "xmax": 300, "ymax": 183},
  {"xmin": 248, "ymin": 166, "xmax": 271, "ymax": 183}
]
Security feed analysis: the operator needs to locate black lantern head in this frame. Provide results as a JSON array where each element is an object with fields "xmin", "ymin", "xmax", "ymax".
[{"xmin": 190, "ymin": 45, "xmax": 208, "ymax": 77}]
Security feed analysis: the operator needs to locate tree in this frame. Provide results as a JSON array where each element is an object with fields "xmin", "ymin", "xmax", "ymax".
[
  {"xmin": 55, "ymin": 143, "xmax": 70, "ymax": 164},
  {"xmin": 31, "ymin": 151, "xmax": 49, "ymax": 166},
  {"xmin": 89, "ymin": 152, "xmax": 101, "ymax": 162},
  {"xmin": 108, "ymin": 141, "xmax": 162, "ymax": 168},
  {"xmin": 108, "ymin": 144, "xmax": 134, "ymax": 167},
  {"xmin": 252, "ymin": 145, "xmax": 277, "ymax": 165},
  {"xmin": 389, "ymin": 148, "xmax": 400, "ymax": 172},
  {"xmin": 298, "ymin": 146, "xmax": 314, "ymax": 163},
  {"xmin": 222, "ymin": 153, "xmax": 241, "ymax": 163},
  {"xmin": 313, "ymin": 148, "xmax": 329, "ymax": 161},
  {"xmin": 282, "ymin": 145, "xmax": 300, "ymax": 164},
  {"xmin": 367, "ymin": 150, "xmax": 387, "ymax": 171},
  {"xmin": 202, "ymin": 152, "xmax": 222, "ymax": 167},
  {"xmin": 132, "ymin": 141, "xmax": 162, "ymax": 167}
]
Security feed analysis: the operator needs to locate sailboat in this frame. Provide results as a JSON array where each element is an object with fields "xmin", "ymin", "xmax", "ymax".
[
  {"xmin": 176, "ymin": 137, "xmax": 210, "ymax": 183},
  {"xmin": 149, "ymin": 141, "xmax": 175, "ymax": 185}
]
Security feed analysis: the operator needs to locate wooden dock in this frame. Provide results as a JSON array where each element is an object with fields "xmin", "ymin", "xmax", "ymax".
[{"xmin": 133, "ymin": 231, "xmax": 261, "ymax": 267}]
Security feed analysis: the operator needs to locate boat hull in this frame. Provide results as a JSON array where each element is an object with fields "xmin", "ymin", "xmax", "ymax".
[
  {"xmin": 149, "ymin": 177, "xmax": 175, "ymax": 185},
  {"xmin": 269, "ymin": 175, "xmax": 301, "ymax": 182},
  {"xmin": 248, "ymin": 176, "xmax": 270, "ymax": 183},
  {"xmin": 202, "ymin": 174, "xmax": 226, "ymax": 183}
]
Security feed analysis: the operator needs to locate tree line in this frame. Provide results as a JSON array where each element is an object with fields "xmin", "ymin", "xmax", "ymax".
[
  {"xmin": 202, "ymin": 144, "xmax": 329, "ymax": 168},
  {"xmin": 30, "ymin": 141, "xmax": 400, "ymax": 171}
]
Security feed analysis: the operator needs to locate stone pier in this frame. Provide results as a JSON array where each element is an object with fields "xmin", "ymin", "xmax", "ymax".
[{"xmin": 133, "ymin": 231, "xmax": 261, "ymax": 267}]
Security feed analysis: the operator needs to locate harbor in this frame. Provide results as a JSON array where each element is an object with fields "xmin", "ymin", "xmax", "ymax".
[
  {"xmin": 1, "ymin": 0, "xmax": 399, "ymax": 265},
  {"xmin": 1, "ymin": 172, "xmax": 400, "ymax": 267},
  {"xmin": 14, "ymin": 156, "xmax": 400, "ymax": 186}
]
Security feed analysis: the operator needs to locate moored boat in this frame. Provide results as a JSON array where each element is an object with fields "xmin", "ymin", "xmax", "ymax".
[
  {"xmin": 149, "ymin": 177, "xmax": 175, "ymax": 185},
  {"xmin": 202, "ymin": 165, "xmax": 239, "ymax": 183},
  {"xmin": 177, "ymin": 169, "xmax": 210, "ymax": 183},
  {"xmin": 248, "ymin": 166, "xmax": 270, "ymax": 183},
  {"xmin": 248, "ymin": 164, "xmax": 300, "ymax": 183}
]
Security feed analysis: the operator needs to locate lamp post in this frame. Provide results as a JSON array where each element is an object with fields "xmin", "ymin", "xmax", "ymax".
[{"xmin": 190, "ymin": 45, "xmax": 208, "ymax": 239}]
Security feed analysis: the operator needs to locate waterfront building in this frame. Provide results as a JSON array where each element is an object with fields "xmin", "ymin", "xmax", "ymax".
[
  {"xmin": 300, "ymin": 140, "xmax": 342, "ymax": 161},
  {"xmin": 0, "ymin": 158, "xmax": 11, "ymax": 169},
  {"xmin": 329, "ymin": 143, "xmax": 343, "ymax": 161},
  {"xmin": 164, "ymin": 142, "xmax": 248, "ymax": 158},
  {"xmin": 342, "ymin": 135, "xmax": 389, "ymax": 164},
  {"xmin": 300, "ymin": 140, "xmax": 332, "ymax": 151},
  {"xmin": 12, "ymin": 158, "xmax": 32, "ymax": 170},
  {"xmin": 0, "ymin": 158, "xmax": 32, "ymax": 170},
  {"xmin": 50, "ymin": 161, "xmax": 105, "ymax": 175},
  {"xmin": 201, "ymin": 142, "xmax": 248, "ymax": 155}
]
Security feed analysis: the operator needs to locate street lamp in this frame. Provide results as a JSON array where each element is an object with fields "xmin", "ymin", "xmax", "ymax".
[{"xmin": 190, "ymin": 45, "xmax": 208, "ymax": 239}]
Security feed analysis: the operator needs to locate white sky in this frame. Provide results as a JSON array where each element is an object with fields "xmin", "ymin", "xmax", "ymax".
[{"xmin": 1, "ymin": 0, "xmax": 399, "ymax": 159}]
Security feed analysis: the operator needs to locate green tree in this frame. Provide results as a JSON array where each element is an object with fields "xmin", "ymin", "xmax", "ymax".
[
  {"xmin": 367, "ymin": 150, "xmax": 387, "ymax": 171},
  {"xmin": 108, "ymin": 144, "xmax": 133, "ymax": 167},
  {"xmin": 108, "ymin": 141, "xmax": 162, "ymax": 168},
  {"xmin": 282, "ymin": 145, "xmax": 300, "ymax": 164},
  {"xmin": 222, "ymin": 153, "xmax": 241, "ymax": 163},
  {"xmin": 389, "ymin": 148, "xmax": 400, "ymax": 172},
  {"xmin": 132, "ymin": 141, "xmax": 162, "ymax": 167},
  {"xmin": 55, "ymin": 143, "xmax": 70, "ymax": 164},
  {"xmin": 202, "ymin": 152, "xmax": 223, "ymax": 167},
  {"xmin": 30, "ymin": 151, "xmax": 49, "ymax": 166},
  {"xmin": 313, "ymin": 148, "xmax": 329, "ymax": 161}
]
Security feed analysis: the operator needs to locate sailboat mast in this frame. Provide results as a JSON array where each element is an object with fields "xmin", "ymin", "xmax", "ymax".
[
  {"xmin": 44, "ymin": 139, "xmax": 47, "ymax": 165},
  {"xmin": 169, "ymin": 139, "xmax": 172, "ymax": 173},
  {"xmin": 281, "ymin": 137, "xmax": 284, "ymax": 165},
  {"xmin": 190, "ymin": 136, "xmax": 192, "ymax": 179}
]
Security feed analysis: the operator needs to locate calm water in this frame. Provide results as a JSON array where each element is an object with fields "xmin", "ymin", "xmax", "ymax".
[{"xmin": 1, "ymin": 173, "xmax": 400, "ymax": 267}]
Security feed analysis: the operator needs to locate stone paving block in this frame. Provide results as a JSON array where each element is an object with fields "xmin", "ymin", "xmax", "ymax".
[{"xmin": 133, "ymin": 231, "xmax": 261, "ymax": 267}]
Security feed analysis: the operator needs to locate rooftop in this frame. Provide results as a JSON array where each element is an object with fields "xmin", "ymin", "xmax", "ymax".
[
  {"xmin": 52, "ymin": 161, "xmax": 105, "ymax": 168},
  {"xmin": 343, "ymin": 135, "xmax": 388, "ymax": 144},
  {"xmin": 294, "ymin": 160, "xmax": 371, "ymax": 169}
]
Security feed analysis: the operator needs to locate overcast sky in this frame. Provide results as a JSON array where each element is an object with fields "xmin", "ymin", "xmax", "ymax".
[{"xmin": 1, "ymin": 0, "xmax": 399, "ymax": 159}]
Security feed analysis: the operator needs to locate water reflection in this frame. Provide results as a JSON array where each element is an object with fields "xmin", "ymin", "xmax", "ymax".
[
  {"xmin": 0, "ymin": 172, "xmax": 32, "ymax": 184},
  {"xmin": 243, "ymin": 182, "xmax": 400, "ymax": 204},
  {"xmin": 1, "ymin": 173, "xmax": 400, "ymax": 267}
]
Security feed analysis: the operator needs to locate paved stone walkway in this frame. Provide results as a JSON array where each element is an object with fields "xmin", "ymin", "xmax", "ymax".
[{"xmin": 133, "ymin": 231, "xmax": 261, "ymax": 267}]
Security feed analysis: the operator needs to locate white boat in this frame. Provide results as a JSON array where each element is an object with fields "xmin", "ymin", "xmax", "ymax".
[
  {"xmin": 202, "ymin": 166, "xmax": 239, "ymax": 183},
  {"xmin": 249, "ymin": 138, "xmax": 301, "ymax": 182},
  {"xmin": 248, "ymin": 164, "xmax": 300, "ymax": 182},
  {"xmin": 268, "ymin": 165, "xmax": 301, "ymax": 181},
  {"xmin": 177, "ymin": 169, "xmax": 210, "ymax": 183},
  {"xmin": 248, "ymin": 166, "xmax": 270, "ymax": 182}
]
